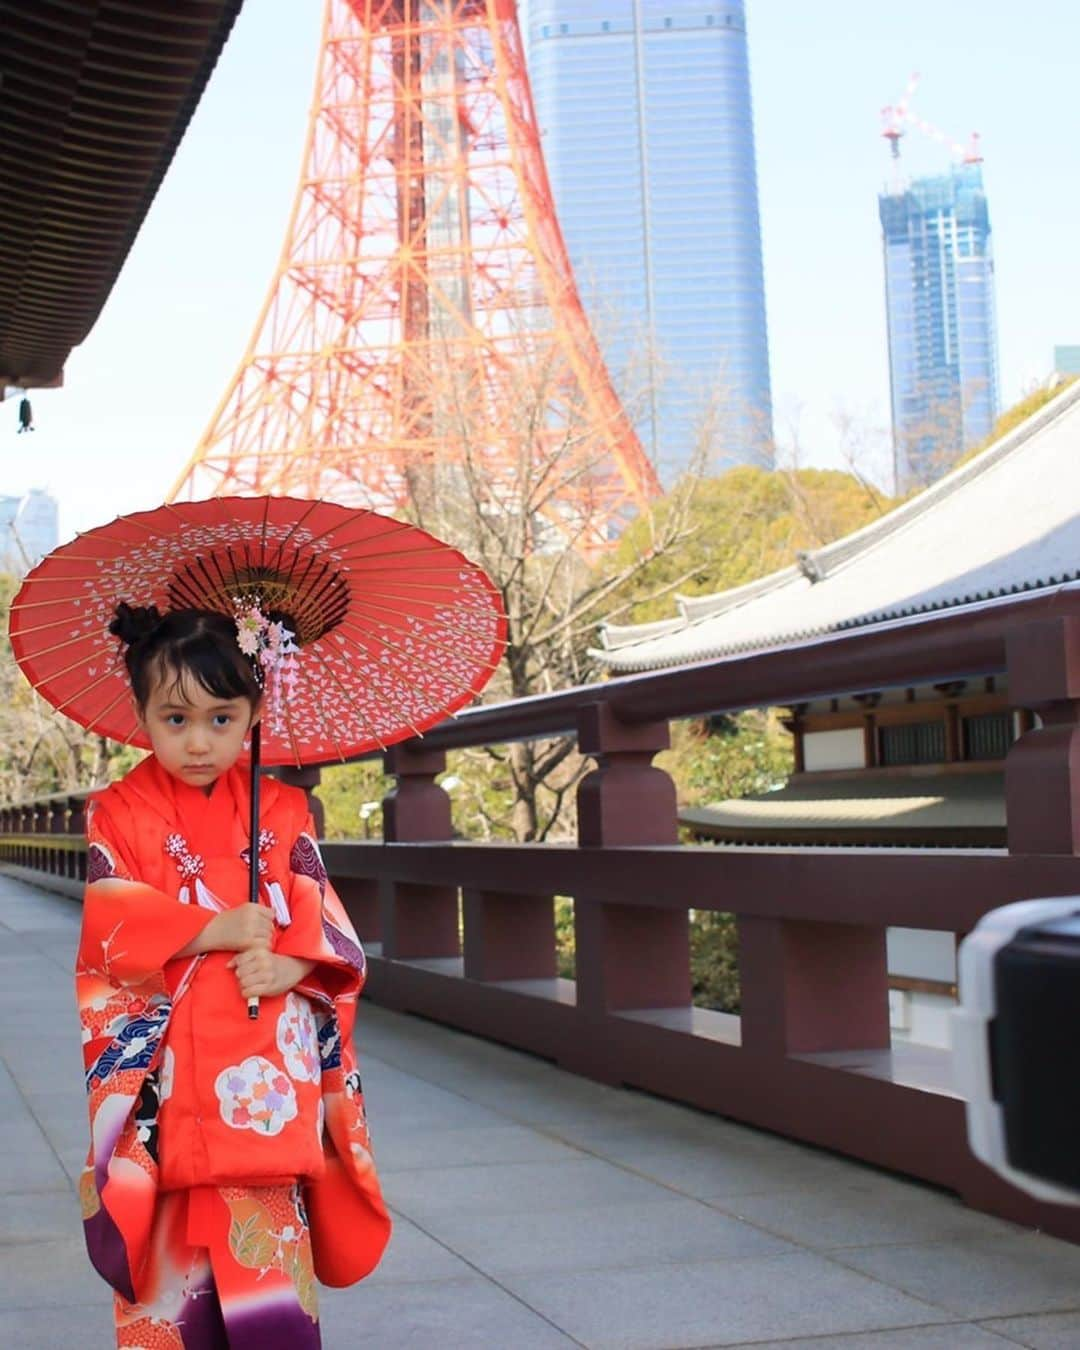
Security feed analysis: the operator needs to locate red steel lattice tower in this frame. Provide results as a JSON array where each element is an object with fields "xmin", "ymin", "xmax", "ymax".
[{"xmin": 169, "ymin": 0, "xmax": 661, "ymax": 542}]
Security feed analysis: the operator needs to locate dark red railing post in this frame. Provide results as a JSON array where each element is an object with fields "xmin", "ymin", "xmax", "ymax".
[
  {"xmin": 278, "ymin": 761, "xmax": 380, "ymax": 934},
  {"xmin": 379, "ymin": 743, "xmax": 458, "ymax": 958},
  {"xmin": 16, "ymin": 805, "xmax": 29, "ymax": 865},
  {"xmin": 32, "ymin": 802, "xmax": 49, "ymax": 872},
  {"xmin": 23, "ymin": 803, "xmax": 34, "ymax": 869},
  {"xmin": 1006, "ymin": 616, "xmax": 1080, "ymax": 855},
  {"xmin": 335, "ymin": 873, "xmax": 381, "ymax": 943},
  {"xmin": 573, "ymin": 703, "xmax": 689, "ymax": 1014},
  {"xmin": 737, "ymin": 917, "xmax": 890, "ymax": 1055},
  {"xmin": 462, "ymin": 885, "xmax": 557, "ymax": 982},
  {"xmin": 68, "ymin": 794, "xmax": 87, "ymax": 880},
  {"xmin": 15, "ymin": 805, "xmax": 27, "ymax": 866},
  {"xmin": 281, "ymin": 765, "xmax": 380, "ymax": 939},
  {"xmin": 277, "ymin": 765, "xmax": 326, "ymax": 838},
  {"xmin": 47, "ymin": 798, "xmax": 67, "ymax": 875}
]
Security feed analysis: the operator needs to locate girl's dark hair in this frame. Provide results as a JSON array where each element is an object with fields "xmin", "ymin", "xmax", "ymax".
[{"xmin": 109, "ymin": 603, "xmax": 262, "ymax": 711}]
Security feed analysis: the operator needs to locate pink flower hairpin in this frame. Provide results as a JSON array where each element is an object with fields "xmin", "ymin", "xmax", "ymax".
[{"xmin": 233, "ymin": 600, "xmax": 301, "ymax": 734}]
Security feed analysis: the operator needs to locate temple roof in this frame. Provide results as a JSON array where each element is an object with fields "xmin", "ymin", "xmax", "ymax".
[
  {"xmin": 597, "ymin": 379, "xmax": 1080, "ymax": 673},
  {"xmin": 0, "ymin": 0, "xmax": 244, "ymax": 389}
]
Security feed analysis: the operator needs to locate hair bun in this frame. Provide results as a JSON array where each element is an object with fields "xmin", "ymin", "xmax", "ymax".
[{"xmin": 109, "ymin": 601, "xmax": 164, "ymax": 647}]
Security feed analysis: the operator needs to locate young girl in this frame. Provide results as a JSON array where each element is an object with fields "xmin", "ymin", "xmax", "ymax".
[{"xmin": 77, "ymin": 603, "xmax": 391, "ymax": 1348}]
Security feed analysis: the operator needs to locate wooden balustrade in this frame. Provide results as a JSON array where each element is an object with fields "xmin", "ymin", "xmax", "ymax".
[
  {"xmin": 3, "ymin": 588, "xmax": 1080, "ymax": 1242},
  {"xmin": 0, "ymin": 791, "xmax": 89, "ymax": 883}
]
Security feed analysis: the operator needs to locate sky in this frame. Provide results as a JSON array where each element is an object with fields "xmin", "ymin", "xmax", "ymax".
[{"xmin": 8, "ymin": 0, "xmax": 1080, "ymax": 540}]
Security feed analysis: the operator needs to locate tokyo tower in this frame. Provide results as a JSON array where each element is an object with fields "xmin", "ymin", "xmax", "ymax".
[{"xmin": 169, "ymin": 0, "xmax": 660, "ymax": 544}]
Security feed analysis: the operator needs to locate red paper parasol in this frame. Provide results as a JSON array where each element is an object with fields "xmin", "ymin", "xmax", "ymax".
[{"xmin": 9, "ymin": 496, "xmax": 507, "ymax": 766}]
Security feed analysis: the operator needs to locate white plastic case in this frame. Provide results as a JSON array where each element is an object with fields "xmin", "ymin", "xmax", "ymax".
[{"xmin": 953, "ymin": 895, "xmax": 1080, "ymax": 1206}]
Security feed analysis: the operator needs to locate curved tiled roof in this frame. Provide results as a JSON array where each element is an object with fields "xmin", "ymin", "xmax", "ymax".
[
  {"xmin": 0, "ymin": 0, "xmax": 244, "ymax": 388},
  {"xmin": 596, "ymin": 378, "xmax": 1080, "ymax": 672}
]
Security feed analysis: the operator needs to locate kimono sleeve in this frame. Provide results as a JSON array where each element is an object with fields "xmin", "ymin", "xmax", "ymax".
[
  {"xmin": 283, "ymin": 814, "xmax": 390, "ymax": 1287},
  {"xmin": 80, "ymin": 799, "xmax": 216, "ymax": 985},
  {"xmin": 280, "ymin": 813, "xmax": 367, "ymax": 1003},
  {"xmin": 78, "ymin": 799, "xmax": 217, "ymax": 1304}
]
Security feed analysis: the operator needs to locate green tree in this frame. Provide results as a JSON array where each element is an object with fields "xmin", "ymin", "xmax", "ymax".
[
  {"xmin": 659, "ymin": 711, "xmax": 792, "ymax": 813},
  {"xmin": 601, "ymin": 464, "xmax": 894, "ymax": 627},
  {"xmin": 316, "ymin": 760, "xmax": 392, "ymax": 840}
]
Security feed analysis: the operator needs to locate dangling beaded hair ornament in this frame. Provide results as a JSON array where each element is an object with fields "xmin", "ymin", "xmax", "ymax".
[{"xmin": 232, "ymin": 599, "xmax": 300, "ymax": 735}]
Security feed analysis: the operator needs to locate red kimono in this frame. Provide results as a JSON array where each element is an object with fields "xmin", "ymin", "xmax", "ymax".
[{"xmin": 77, "ymin": 756, "xmax": 391, "ymax": 1347}]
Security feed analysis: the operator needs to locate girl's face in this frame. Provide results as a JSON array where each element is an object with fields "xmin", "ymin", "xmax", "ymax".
[{"xmin": 137, "ymin": 665, "xmax": 259, "ymax": 791}]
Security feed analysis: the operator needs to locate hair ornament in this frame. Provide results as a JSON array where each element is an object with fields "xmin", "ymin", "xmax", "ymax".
[
  {"xmin": 109, "ymin": 601, "xmax": 165, "ymax": 648},
  {"xmin": 232, "ymin": 599, "xmax": 300, "ymax": 733}
]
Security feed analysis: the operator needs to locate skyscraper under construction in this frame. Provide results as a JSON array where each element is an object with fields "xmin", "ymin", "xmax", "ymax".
[{"xmin": 879, "ymin": 162, "xmax": 1000, "ymax": 489}]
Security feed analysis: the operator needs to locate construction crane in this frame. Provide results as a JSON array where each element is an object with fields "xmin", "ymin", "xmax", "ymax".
[{"xmin": 881, "ymin": 72, "xmax": 982, "ymax": 164}]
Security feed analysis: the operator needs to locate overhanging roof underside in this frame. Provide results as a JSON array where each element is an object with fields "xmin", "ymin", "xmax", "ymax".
[{"xmin": 0, "ymin": 0, "xmax": 244, "ymax": 388}]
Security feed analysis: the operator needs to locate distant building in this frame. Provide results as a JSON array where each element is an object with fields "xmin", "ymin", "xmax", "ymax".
[
  {"xmin": 1053, "ymin": 345, "xmax": 1080, "ymax": 376},
  {"xmin": 879, "ymin": 163, "xmax": 1000, "ymax": 489},
  {"xmin": 0, "ymin": 489, "xmax": 58, "ymax": 574},
  {"xmin": 520, "ymin": 0, "xmax": 773, "ymax": 480}
]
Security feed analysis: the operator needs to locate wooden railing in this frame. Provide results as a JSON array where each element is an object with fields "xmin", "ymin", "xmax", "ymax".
[
  {"xmin": 4, "ymin": 585, "xmax": 1080, "ymax": 1242},
  {"xmin": 0, "ymin": 789, "xmax": 89, "ymax": 882}
]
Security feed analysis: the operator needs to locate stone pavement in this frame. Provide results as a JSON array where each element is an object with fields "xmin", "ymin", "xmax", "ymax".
[{"xmin": 3, "ymin": 871, "xmax": 1080, "ymax": 1350}]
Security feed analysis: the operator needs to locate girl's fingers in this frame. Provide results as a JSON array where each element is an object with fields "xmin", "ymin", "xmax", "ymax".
[
  {"xmin": 236, "ymin": 956, "xmax": 275, "ymax": 996},
  {"xmin": 235, "ymin": 952, "xmax": 269, "ymax": 972}
]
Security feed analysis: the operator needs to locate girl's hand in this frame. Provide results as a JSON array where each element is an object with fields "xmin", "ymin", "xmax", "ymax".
[
  {"xmin": 204, "ymin": 905, "xmax": 274, "ymax": 953},
  {"xmin": 172, "ymin": 904, "xmax": 273, "ymax": 960},
  {"xmin": 227, "ymin": 950, "xmax": 315, "ymax": 999}
]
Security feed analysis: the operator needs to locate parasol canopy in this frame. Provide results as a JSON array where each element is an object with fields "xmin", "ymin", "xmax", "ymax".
[{"xmin": 9, "ymin": 496, "xmax": 506, "ymax": 766}]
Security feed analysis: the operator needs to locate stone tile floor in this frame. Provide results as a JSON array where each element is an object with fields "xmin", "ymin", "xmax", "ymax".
[{"xmin": 3, "ymin": 871, "xmax": 1080, "ymax": 1349}]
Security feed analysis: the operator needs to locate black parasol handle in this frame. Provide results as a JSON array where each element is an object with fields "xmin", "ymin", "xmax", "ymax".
[{"xmin": 247, "ymin": 720, "xmax": 262, "ymax": 1021}]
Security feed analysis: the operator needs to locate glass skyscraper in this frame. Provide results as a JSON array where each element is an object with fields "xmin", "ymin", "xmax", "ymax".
[
  {"xmin": 520, "ymin": 0, "xmax": 773, "ymax": 480},
  {"xmin": 879, "ymin": 163, "xmax": 999, "ymax": 489}
]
